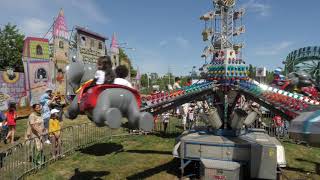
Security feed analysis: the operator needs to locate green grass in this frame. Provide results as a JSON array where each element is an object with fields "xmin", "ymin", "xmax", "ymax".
[
  {"xmin": 281, "ymin": 142, "xmax": 320, "ymax": 179},
  {"xmin": 28, "ymin": 135, "xmax": 178, "ymax": 180},
  {"xmin": 27, "ymin": 136, "xmax": 320, "ymax": 180}
]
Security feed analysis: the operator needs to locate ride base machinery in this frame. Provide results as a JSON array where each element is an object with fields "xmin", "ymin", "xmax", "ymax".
[{"xmin": 65, "ymin": 0, "xmax": 320, "ymax": 179}]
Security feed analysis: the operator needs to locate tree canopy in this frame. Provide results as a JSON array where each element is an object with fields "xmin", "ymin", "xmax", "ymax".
[
  {"xmin": 119, "ymin": 48, "xmax": 137, "ymax": 77},
  {"xmin": 0, "ymin": 23, "xmax": 25, "ymax": 72}
]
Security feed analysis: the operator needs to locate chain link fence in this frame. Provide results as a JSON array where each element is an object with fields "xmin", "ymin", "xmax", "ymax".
[{"xmin": 0, "ymin": 122, "xmax": 128, "ymax": 180}]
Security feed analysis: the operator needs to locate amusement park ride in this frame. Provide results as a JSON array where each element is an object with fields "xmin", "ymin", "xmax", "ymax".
[{"xmin": 65, "ymin": 0, "xmax": 320, "ymax": 179}]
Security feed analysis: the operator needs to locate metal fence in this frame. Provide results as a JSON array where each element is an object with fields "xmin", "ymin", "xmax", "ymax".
[
  {"xmin": 153, "ymin": 112, "xmax": 289, "ymax": 138},
  {"xmin": 249, "ymin": 112, "xmax": 290, "ymax": 139},
  {"xmin": 0, "ymin": 123, "xmax": 128, "ymax": 180}
]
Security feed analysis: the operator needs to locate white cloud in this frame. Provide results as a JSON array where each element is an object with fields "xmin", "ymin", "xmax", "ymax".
[
  {"xmin": 256, "ymin": 41, "xmax": 293, "ymax": 55},
  {"xmin": 20, "ymin": 18, "xmax": 50, "ymax": 37},
  {"xmin": 135, "ymin": 48, "xmax": 168, "ymax": 75},
  {"xmin": 70, "ymin": 0, "xmax": 110, "ymax": 24},
  {"xmin": 242, "ymin": 0, "xmax": 271, "ymax": 17},
  {"xmin": 175, "ymin": 37, "xmax": 190, "ymax": 49},
  {"xmin": 159, "ymin": 40, "xmax": 168, "ymax": 47}
]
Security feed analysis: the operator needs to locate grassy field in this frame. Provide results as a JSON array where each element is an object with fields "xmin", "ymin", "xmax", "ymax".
[
  {"xmin": 25, "ymin": 135, "xmax": 320, "ymax": 180},
  {"xmin": 281, "ymin": 142, "xmax": 320, "ymax": 179},
  {"xmin": 28, "ymin": 135, "xmax": 179, "ymax": 180}
]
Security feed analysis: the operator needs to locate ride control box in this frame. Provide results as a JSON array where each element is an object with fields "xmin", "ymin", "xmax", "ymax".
[{"xmin": 200, "ymin": 159, "xmax": 241, "ymax": 180}]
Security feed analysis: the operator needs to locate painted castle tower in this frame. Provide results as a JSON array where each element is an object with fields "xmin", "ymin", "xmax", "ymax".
[
  {"xmin": 52, "ymin": 9, "xmax": 69, "ymax": 95},
  {"xmin": 110, "ymin": 33, "xmax": 132, "ymax": 79},
  {"xmin": 22, "ymin": 37, "xmax": 51, "ymax": 105},
  {"xmin": 110, "ymin": 33, "xmax": 120, "ymax": 68}
]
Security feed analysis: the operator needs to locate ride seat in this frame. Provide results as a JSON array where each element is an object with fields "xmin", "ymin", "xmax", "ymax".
[{"xmin": 78, "ymin": 82, "xmax": 141, "ymax": 112}]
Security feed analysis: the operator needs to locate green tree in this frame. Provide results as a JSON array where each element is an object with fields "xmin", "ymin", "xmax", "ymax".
[
  {"xmin": 0, "ymin": 23, "xmax": 25, "ymax": 72},
  {"xmin": 140, "ymin": 73, "xmax": 149, "ymax": 87},
  {"xmin": 248, "ymin": 64, "xmax": 256, "ymax": 79},
  {"xmin": 119, "ymin": 48, "xmax": 137, "ymax": 77},
  {"xmin": 266, "ymin": 70, "xmax": 275, "ymax": 84}
]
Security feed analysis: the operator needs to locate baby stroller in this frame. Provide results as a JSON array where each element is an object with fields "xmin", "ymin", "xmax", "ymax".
[{"xmin": 0, "ymin": 112, "xmax": 8, "ymax": 144}]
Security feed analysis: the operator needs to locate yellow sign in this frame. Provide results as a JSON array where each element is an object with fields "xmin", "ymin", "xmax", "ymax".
[{"xmin": 268, "ymin": 148, "xmax": 275, "ymax": 157}]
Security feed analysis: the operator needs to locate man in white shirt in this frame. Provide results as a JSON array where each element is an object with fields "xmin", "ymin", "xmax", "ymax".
[
  {"xmin": 113, "ymin": 65, "xmax": 133, "ymax": 88},
  {"xmin": 173, "ymin": 77, "xmax": 181, "ymax": 89}
]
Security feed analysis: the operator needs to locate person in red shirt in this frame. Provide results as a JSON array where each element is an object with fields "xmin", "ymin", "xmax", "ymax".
[
  {"xmin": 272, "ymin": 115, "xmax": 284, "ymax": 137},
  {"xmin": 5, "ymin": 102, "xmax": 17, "ymax": 144}
]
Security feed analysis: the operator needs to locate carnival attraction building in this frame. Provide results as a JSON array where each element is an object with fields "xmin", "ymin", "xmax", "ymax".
[
  {"xmin": 0, "ymin": 8, "xmax": 136, "ymax": 109},
  {"xmin": 75, "ymin": 26, "xmax": 108, "ymax": 65}
]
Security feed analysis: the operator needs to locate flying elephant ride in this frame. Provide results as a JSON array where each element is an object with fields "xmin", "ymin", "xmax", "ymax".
[{"xmin": 64, "ymin": 58, "xmax": 154, "ymax": 131}]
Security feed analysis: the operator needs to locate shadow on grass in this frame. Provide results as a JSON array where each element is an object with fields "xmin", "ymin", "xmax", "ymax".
[
  {"xmin": 79, "ymin": 142, "xmax": 123, "ymax": 156},
  {"xmin": 296, "ymin": 158, "xmax": 320, "ymax": 174},
  {"xmin": 70, "ymin": 168, "xmax": 110, "ymax": 180},
  {"xmin": 154, "ymin": 132, "xmax": 182, "ymax": 138},
  {"xmin": 126, "ymin": 159, "xmax": 179, "ymax": 180},
  {"xmin": 284, "ymin": 166, "xmax": 315, "ymax": 175},
  {"xmin": 125, "ymin": 149, "xmax": 172, "ymax": 155}
]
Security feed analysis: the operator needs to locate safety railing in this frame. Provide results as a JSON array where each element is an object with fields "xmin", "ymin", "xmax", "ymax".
[
  {"xmin": 248, "ymin": 112, "xmax": 290, "ymax": 139},
  {"xmin": 153, "ymin": 118, "xmax": 184, "ymax": 135},
  {"xmin": 153, "ymin": 112, "xmax": 289, "ymax": 139},
  {"xmin": 0, "ymin": 122, "xmax": 128, "ymax": 180}
]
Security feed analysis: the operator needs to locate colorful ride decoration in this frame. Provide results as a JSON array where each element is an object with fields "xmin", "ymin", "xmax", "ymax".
[
  {"xmin": 239, "ymin": 79, "xmax": 320, "ymax": 116},
  {"xmin": 141, "ymin": 82, "xmax": 214, "ymax": 107},
  {"xmin": 199, "ymin": 0, "xmax": 248, "ymax": 85},
  {"xmin": 270, "ymin": 69, "xmax": 319, "ymax": 100},
  {"xmin": 0, "ymin": 71, "xmax": 27, "ymax": 110},
  {"xmin": 207, "ymin": 50, "xmax": 249, "ymax": 82},
  {"xmin": 22, "ymin": 37, "xmax": 52, "ymax": 105}
]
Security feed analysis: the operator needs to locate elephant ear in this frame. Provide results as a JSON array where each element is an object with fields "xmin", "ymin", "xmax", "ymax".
[
  {"xmin": 81, "ymin": 64, "xmax": 96, "ymax": 84},
  {"xmin": 66, "ymin": 60, "xmax": 85, "ymax": 90}
]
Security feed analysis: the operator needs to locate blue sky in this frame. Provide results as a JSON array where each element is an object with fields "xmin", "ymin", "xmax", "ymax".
[{"xmin": 0, "ymin": 0, "xmax": 319, "ymax": 76}]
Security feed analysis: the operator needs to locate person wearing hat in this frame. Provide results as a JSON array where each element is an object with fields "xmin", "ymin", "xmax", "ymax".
[
  {"xmin": 49, "ymin": 109, "xmax": 62, "ymax": 159},
  {"xmin": 40, "ymin": 88, "xmax": 56, "ymax": 144},
  {"xmin": 50, "ymin": 93, "xmax": 66, "ymax": 122}
]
